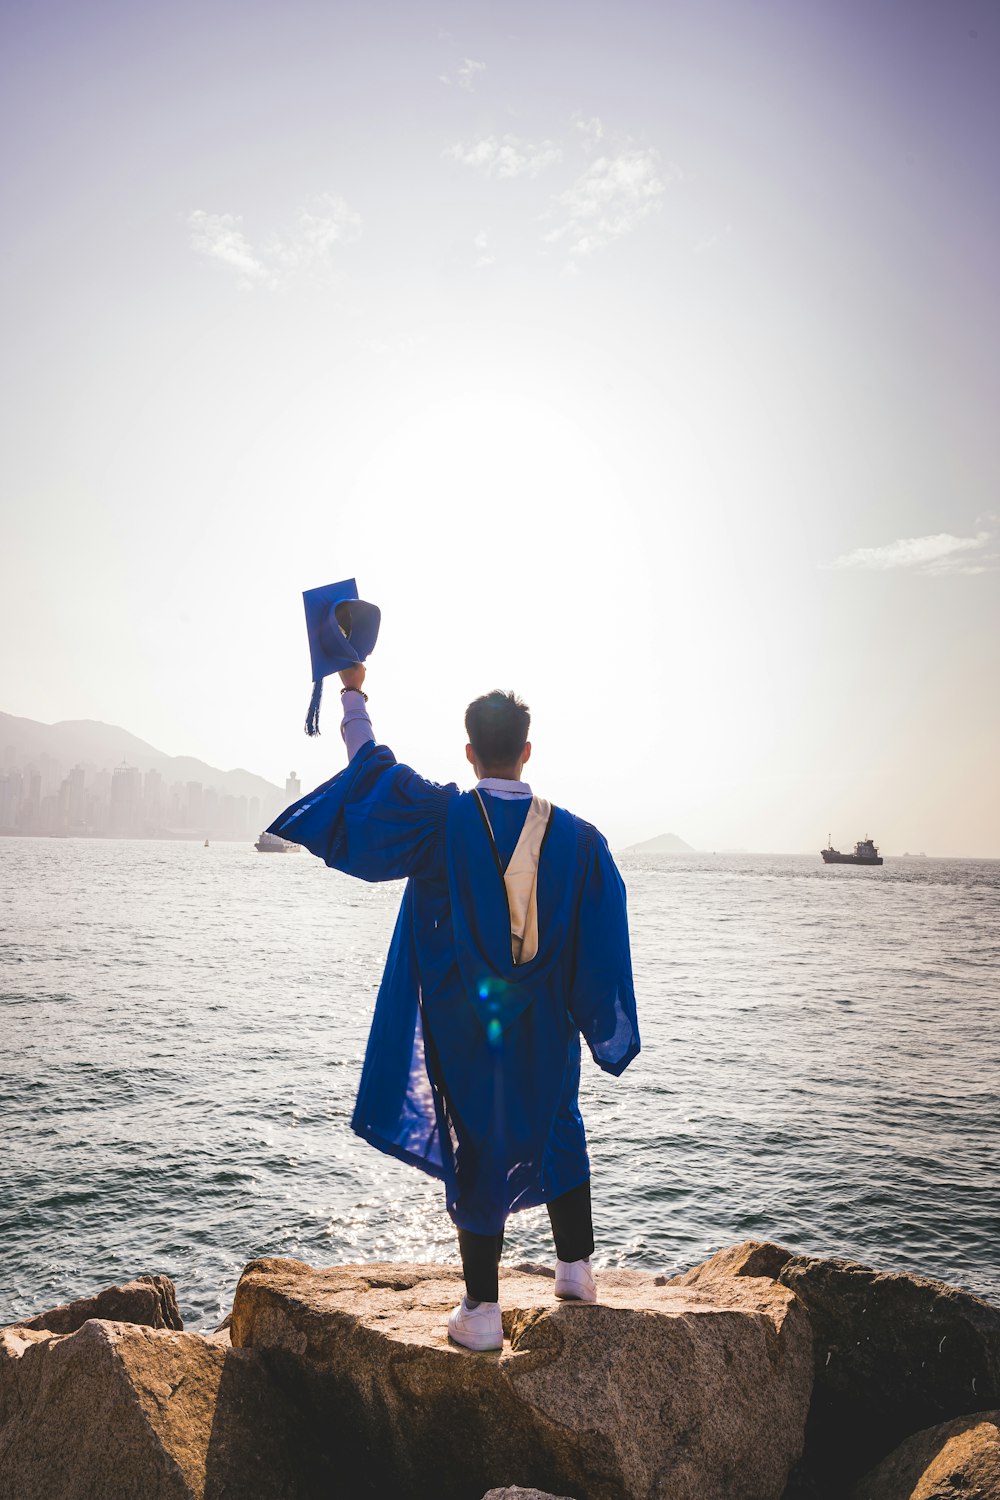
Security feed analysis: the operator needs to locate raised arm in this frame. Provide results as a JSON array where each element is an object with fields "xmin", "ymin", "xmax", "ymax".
[
  {"xmin": 268, "ymin": 662, "xmax": 457, "ymax": 881},
  {"xmin": 338, "ymin": 664, "xmax": 376, "ymax": 761}
]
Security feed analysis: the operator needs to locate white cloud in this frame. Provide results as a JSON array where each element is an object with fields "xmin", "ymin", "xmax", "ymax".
[
  {"xmin": 543, "ymin": 147, "xmax": 674, "ymax": 257},
  {"xmin": 444, "ymin": 118, "xmax": 677, "ymax": 262},
  {"xmin": 473, "ymin": 229, "xmax": 494, "ymax": 268},
  {"xmin": 457, "ymin": 57, "xmax": 485, "ymax": 92},
  {"xmin": 188, "ymin": 194, "xmax": 361, "ymax": 289},
  {"xmin": 828, "ymin": 530, "xmax": 996, "ymax": 575},
  {"xmin": 266, "ymin": 194, "xmax": 361, "ymax": 275},
  {"xmin": 188, "ymin": 211, "xmax": 267, "ymax": 287},
  {"xmin": 572, "ymin": 114, "xmax": 605, "ymax": 148},
  {"xmin": 445, "ymin": 133, "xmax": 562, "ymax": 179}
]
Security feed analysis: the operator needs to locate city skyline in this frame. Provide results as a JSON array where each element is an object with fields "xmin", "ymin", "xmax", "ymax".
[
  {"xmin": 0, "ymin": 705, "xmax": 990, "ymax": 857},
  {"xmin": 2, "ymin": 1, "xmax": 998, "ymax": 855},
  {"xmin": 0, "ymin": 738, "xmax": 297, "ymax": 841},
  {"xmin": 0, "ymin": 707, "xmax": 293, "ymax": 841}
]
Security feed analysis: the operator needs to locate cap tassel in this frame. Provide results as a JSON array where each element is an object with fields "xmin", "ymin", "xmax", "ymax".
[{"xmin": 305, "ymin": 678, "xmax": 324, "ymax": 737}]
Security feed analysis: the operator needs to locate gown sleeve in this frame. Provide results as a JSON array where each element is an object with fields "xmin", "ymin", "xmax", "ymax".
[
  {"xmin": 267, "ymin": 741, "xmax": 456, "ymax": 882},
  {"xmin": 568, "ymin": 825, "xmax": 641, "ymax": 1077}
]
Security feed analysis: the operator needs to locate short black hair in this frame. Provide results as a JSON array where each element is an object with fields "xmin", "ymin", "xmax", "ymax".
[{"xmin": 465, "ymin": 690, "xmax": 530, "ymax": 770}]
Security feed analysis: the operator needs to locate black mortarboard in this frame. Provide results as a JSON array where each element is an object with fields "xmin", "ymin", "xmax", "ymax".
[{"xmin": 302, "ymin": 578, "xmax": 381, "ymax": 736}]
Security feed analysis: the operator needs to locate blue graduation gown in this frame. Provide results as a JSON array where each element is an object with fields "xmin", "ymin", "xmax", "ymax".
[{"xmin": 268, "ymin": 741, "xmax": 639, "ymax": 1234}]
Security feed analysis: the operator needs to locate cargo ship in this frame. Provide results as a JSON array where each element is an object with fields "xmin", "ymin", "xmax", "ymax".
[
  {"xmin": 254, "ymin": 831, "xmax": 299, "ymax": 853},
  {"xmin": 821, "ymin": 836, "xmax": 883, "ymax": 866}
]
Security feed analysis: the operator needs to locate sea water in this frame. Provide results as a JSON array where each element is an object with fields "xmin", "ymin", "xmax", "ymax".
[{"xmin": 1, "ymin": 838, "xmax": 997, "ymax": 1328}]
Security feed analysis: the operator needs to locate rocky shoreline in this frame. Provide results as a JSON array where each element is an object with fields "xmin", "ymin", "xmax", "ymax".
[{"xmin": 2, "ymin": 1242, "xmax": 998, "ymax": 1499}]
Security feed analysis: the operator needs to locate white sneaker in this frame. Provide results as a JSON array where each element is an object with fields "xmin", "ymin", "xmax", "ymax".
[
  {"xmin": 554, "ymin": 1258, "xmax": 597, "ymax": 1303},
  {"xmin": 447, "ymin": 1297, "xmax": 503, "ymax": 1351}
]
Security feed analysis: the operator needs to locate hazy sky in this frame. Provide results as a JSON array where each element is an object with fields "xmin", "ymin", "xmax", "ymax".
[{"xmin": 2, "ymin": 0, "xmax": 998, "ymax": 853}]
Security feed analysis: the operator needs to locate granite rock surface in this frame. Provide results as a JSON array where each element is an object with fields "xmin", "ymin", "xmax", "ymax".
[
  {"xmin": 849, "ymin": 1409, "xmax": 1000, "ymax": 1499},
  {"xmin": 670, "ymin": 1240, "xmax": 1000, "ymax": 1497},
  {"xmin": 482, "ymin": 1489, "xmax": 578, "ymax": 1499},
  {"xmin": 0, "ymin": 1317, "xmax": 329, "ymax": 1499},
  {"xmin": 9, "ymin": 1274, "xmax": 183, "ymax": 1334},
  {"xmin": 777, "ymin": 1253, "xmax": 1000, "ymax": 1492},
  {"xmin": 6, "ymin": 1245, "xmax": 997, "ymax": 1500},
  {"xmin": 231, "ymin": 1257, "xmax": 814, "ymax": 1500},
  {"xmin": 669, "ymin": 1240, "xmax": 794, "ymax": 1287}
]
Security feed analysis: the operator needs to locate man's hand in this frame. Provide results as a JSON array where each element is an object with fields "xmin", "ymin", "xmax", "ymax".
[{"xmin": 339, "ymin": 664, "xmax": 367, "ymax": 692}]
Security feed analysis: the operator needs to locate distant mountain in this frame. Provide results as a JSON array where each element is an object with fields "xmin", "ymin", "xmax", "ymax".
[
  {"xmin": 0, "ymin": 711, "xmax": 282, "ymax": 802},
  {"xmin": 623, "ymin": 831, "xmax": 696, "ymax": 854}
]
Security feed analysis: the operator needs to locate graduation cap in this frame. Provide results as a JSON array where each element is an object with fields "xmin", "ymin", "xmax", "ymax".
[{"xmin": 303, "ymin": 578, "xmax": 381, "ymax": 736}]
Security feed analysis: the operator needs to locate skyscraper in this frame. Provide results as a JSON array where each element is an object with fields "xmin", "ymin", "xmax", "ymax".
[
  {"xmin": 110, "ymin": 763, "xmax": 141, "ymax": 834},
  {"xmin": 143, "ymin": 768, "xmax": 164, "ymax": 827},
  {"xmin": 67, "ymin": 765, "xmax": 86, "ymax": 829},
  {"xmin": 186, "ymin": 782, "xmax": 203, "ymax": 829}
]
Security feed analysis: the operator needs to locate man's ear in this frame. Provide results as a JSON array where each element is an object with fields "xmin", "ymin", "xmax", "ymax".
[
  {"xmin": 522, "ymin": 741, "xmax": 532, "ymax": 764},
  {"xmin": 465, "ymin": 743, "xmax": 476, "ymax": 767}
]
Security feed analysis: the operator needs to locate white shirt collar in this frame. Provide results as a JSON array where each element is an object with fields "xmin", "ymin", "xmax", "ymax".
[{"xmin": 476, "ymin": 776, "xmax": 533, "ymax": 800}]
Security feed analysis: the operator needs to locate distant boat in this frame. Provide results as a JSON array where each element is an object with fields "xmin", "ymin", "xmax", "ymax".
[
  {"xmin": 821, "ymin": 835, "xmax": 883, "ymax": 867},
  {"xmin": 254, "ymin": 831, "xmax": 299, "ymax": 853},
  {"xmin": 204, "ymin": 838, "xmax": 210, "ymax": 847}
]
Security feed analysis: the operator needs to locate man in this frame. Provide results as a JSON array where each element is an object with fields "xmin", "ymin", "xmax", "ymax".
[{"xmin": 268, "ymin": 667, "xmax": 639, "ymax": 1352}]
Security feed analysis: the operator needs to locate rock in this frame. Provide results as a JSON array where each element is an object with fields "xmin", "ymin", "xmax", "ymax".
[
  {"xmin": 779, "ymin": 1462, "xmax": 826, "ymax": 1500},
  {"xmin": 668, "ymin": 1240, "xmax": 795, "ymax": 1287},
  {"xmin": 483, "ymin": 1490, "xmax": 577, "ymax": 1499},
  {"xmin": 773, "ymin": 1256, "xmax": 1000, "ymax": 1492},
  {"xmin": 231, "ymin": 1257, "xmax": 814, "ymax": 1500},
  {"xmin": 0, "ymin": 1318, "xmax": 332, "ymax": 1499},
  {"xmin": 665, "ymin": 1246, "xmax": 1000, "ymax": 1496},
  {"xmin": 849, "ymin": 1409, "xmax": 1000, "ymax": 1499},
  {"xmin": 9, "ymin": 1273, "xmax": 183, "ymax": 1334}
]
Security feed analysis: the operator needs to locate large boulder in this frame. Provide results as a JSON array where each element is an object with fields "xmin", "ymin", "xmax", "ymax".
[
  {"xmin": 849, "ymin": 1409, "xmax": 1000, "ymax": 1499},
  {"xmin": 669, "ymin": 1240, "xmax": 795, "ymax": 1288},
  {"xmin": 231, "ymin": 1257, "xmax": 813, "ymax": 1500},
  {"xmin": 0, "ymin": 1318, "xmax": 331, "ymax": 1499},
  {"xmin": 482, "ymin": 1490, "xmax": 577, "ymax": 1499},
  {"xmin": 671, "ymin": 1243, "xmax": 1000, "ymax": 1496},
  {"xmin": 9, "ymin": 1273, "xmax": 183, "ymax": 1334},
  {"xmin": 776, "ymin": 1255, "xmax": 1000, "ymax": 1491}
]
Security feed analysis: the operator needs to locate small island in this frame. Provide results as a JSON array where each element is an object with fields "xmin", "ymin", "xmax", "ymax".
[{"xmin": 621, "ymin": 831, "xmax": 695, "ymax": 854}]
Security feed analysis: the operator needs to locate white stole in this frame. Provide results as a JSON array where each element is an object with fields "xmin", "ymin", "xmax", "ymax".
[{"xmin": 475, "ymin": 793, "xmax": 552, "ymax": 965}]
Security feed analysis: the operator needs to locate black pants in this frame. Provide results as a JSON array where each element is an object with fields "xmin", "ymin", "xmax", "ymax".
[{"xmin": 457, "ymin": 1178, "xmax": 595, "ymax": 1303}]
